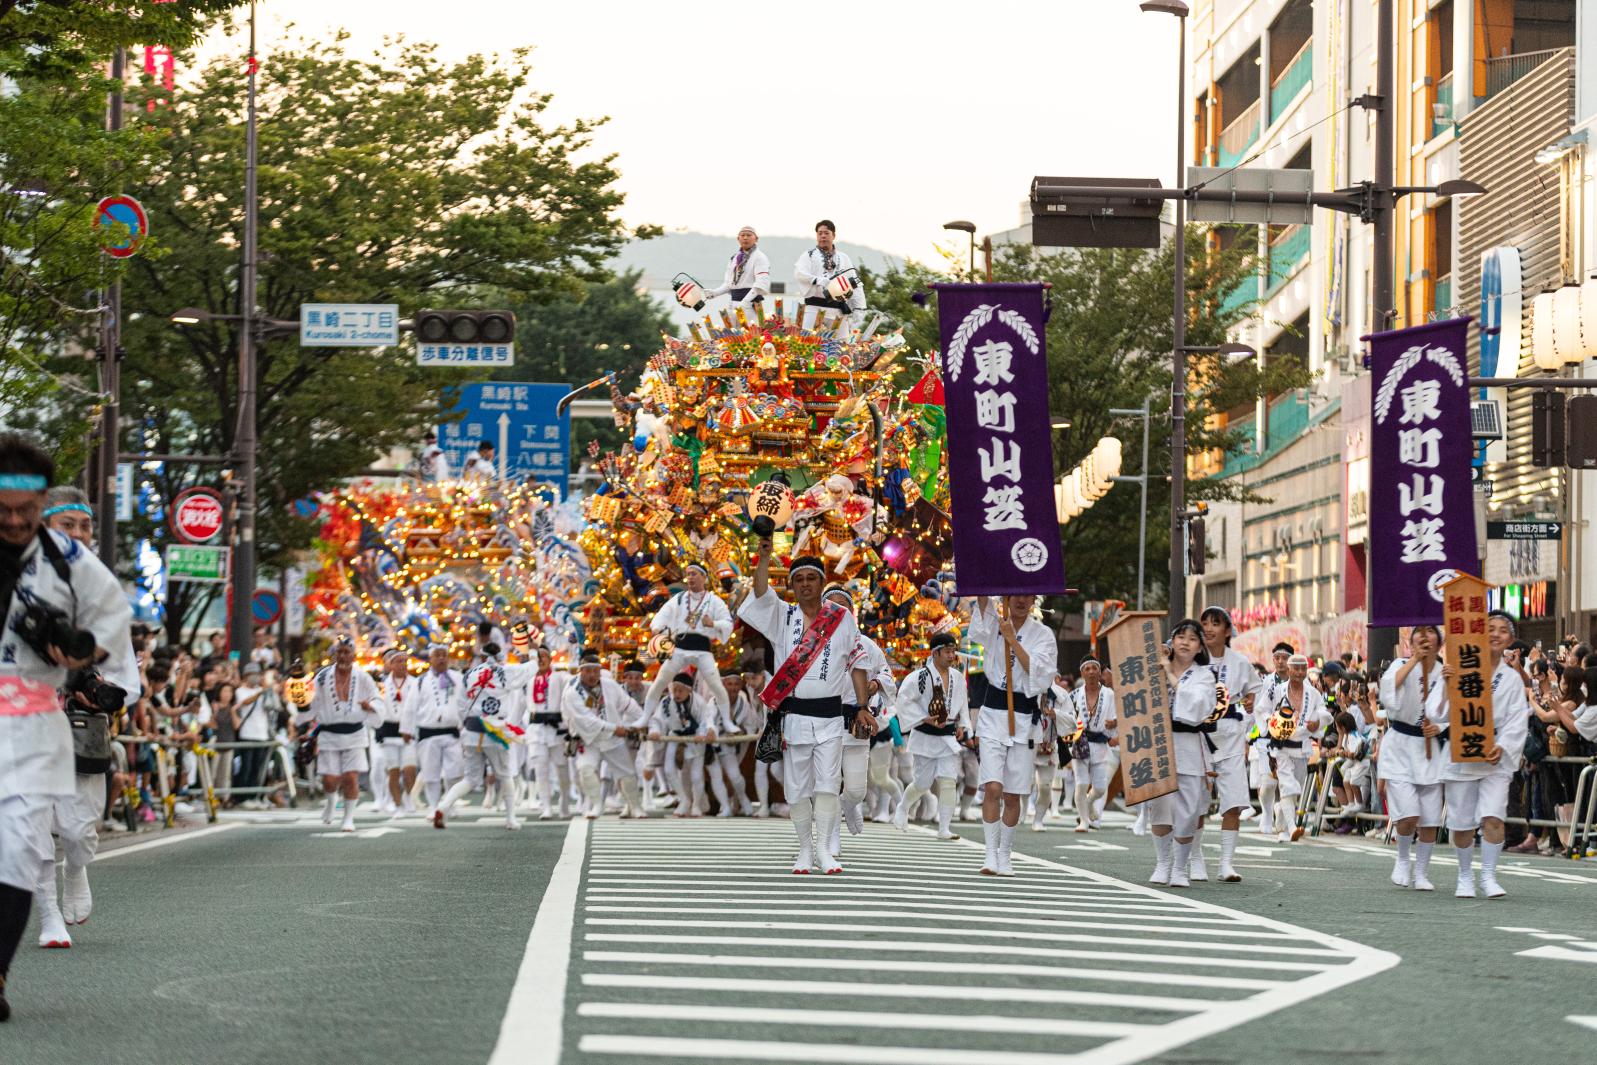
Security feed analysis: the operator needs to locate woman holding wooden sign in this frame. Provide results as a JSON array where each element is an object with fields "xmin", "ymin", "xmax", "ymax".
[{"xmin": 1147, "ymin": 620, "xmax": 1218, "ymax": 889}]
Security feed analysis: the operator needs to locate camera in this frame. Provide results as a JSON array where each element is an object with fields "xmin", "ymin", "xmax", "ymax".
[
  {"xmin": 65, "ymin": 667, "xmax": 126, "ymax": 716},
  {"xmin": 13, "ymin": 596, "xmax": 95, "ymax": 663}
]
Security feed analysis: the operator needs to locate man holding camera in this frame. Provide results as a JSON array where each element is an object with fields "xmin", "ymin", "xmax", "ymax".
[{"xmin": 0, "ymin": 435, "xmax": 135, "ymax": 1021}]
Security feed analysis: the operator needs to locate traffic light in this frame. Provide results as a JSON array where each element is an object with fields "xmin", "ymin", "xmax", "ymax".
[
  {"xmin": 1187, "ymin": 513, "xmax": 1207, "ymax": 576},
  {"xmin": 1568, "ymin": 394, "xmax": 1597, "ymax": 469},
  {"xmin": 413, "ymin": 309, "xmax": 516, "ymax": 345},
  {"xmin": 1531, "ymin": 389, "xmax": 1566, "ymax": 468}
]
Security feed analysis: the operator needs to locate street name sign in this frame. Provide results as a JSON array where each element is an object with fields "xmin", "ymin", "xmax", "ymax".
[
  {"xmin": 166, "ymin": 544, "xmax": 229, "ymax": 583},
  {"xmin": 300, "ymin": 303, "xmax": 399, "ymax": 347}
]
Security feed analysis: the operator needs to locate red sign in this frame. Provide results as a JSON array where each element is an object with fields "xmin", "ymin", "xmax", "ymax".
[
  {"xmin": 170, "ymin": 487, "xmax": 224, "ymax": 544},
  {"xmin": 94, "ymin": 195, "xmax": 149, "ymax": 259}
]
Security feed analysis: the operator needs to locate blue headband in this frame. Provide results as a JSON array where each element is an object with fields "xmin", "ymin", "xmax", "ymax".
[
  {"xmin": 43, "ymin": 503, "xmax": 92, "ymax": 518},
  {"xmin": 0, "ymin": 474, "xmax": 47, "ymax": 491}
]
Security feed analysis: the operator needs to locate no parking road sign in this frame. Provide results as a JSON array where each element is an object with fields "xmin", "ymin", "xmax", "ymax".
[{"xmin": 94, "ymin": 195, "xmax": 148, "ymax": 258}]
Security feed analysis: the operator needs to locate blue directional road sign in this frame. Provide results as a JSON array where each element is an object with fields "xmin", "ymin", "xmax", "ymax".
[{"xmin": 439, "ymin": 383, "xmax": 569, "ymax": 494}]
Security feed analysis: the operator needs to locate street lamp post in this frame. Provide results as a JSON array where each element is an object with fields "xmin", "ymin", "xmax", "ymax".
[{"xmin": 943, "ymin": 220, "xmax": 977, "ymax": 278}]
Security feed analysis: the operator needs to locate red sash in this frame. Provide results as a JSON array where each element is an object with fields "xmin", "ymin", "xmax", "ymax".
[{"xmin": 759, "ymin": 601, "xmax": 847, "ymax": 711}]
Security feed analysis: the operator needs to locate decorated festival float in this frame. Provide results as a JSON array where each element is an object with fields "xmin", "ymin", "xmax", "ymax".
[{"xmin": 298, "ymin": 299, "xmax": 965, "ymax": 676}]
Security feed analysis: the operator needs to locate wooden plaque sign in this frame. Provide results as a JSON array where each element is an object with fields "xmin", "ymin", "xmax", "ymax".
[
  {"xmin": 1442, "ymin": 572, "xmax": 1495, "ymax": 763},
  {"xmin": 1104, "ymin": 611, "xmax": 1177, "ymax": 805}
]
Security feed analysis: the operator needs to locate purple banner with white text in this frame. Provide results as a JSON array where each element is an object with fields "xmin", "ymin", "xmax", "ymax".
[
  {"xmin": 934, "ymin": 282, "xmax": 1065, "ymax": 596},
  {"xmin": 1368, "ymin": 316, "xmax": 1479, "ymax": 626}
]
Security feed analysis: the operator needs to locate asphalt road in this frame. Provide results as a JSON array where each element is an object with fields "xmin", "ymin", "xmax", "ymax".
[{"xmin": 7, "ymin": 806, "xmax": 1596, "ymax": 1065}]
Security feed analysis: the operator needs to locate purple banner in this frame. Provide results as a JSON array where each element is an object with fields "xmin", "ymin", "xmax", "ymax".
[
  {"xmin": 934, "ymin": 282, "xmax": 1066, "ymax": 596},
  {"xmin": 1368, "ymin": 316, "xmax": 1479, "ymax": 626}
]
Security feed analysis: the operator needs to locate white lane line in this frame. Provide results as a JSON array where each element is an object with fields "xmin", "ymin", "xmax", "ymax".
[
  {"xmin": 585, "ymin": 871, "xmax": 1151, "ymax": 897},
  {"xmin": 581, "ymin": 950, "xmax": 1281, "ymax": 991},
  {"xmin": 1567, "ymin": 1015, "xmax": 1597, "ymax": 1031},
  {"xmin": 94, "ymin": 822, "xmax": 243, "ymax": 860},
  {"xmin": 578, "ymin": 1034, "xmax": 1107, "ymax": 1065},
  {"xmin": 576, "ymin": 1001, "xmax": 1150, "ymax": 1039},
  {"xmin": 486, "ymin": 817, "xmax": 587, "ymax": 1065},
  {"xmin": 581, "ymin": 904, "xmax": 1275, "ymax": 932},
  {"xmin": 580, "ymin": 897, "xmax": 1236, "ymax": 923},
  {"xmin": 583, "ymin": 888, "xmax": 1199, "ymax": 911},
  {"xmin": 582, "ymin": 932, "xmax": 1340, "ymax": 972},
  {"xmin": 581, "ymin": 972, "xmax": 1214, "ymax": 1012}
]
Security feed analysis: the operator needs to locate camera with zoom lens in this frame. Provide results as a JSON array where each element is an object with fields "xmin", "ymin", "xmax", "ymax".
[
  {"xmin": 14, "ymin": 596, "xmax": 95, "ymax": 664},
  {"xmin": 65, "ymin": 667, "xmax": 126, "ymax": 716}
]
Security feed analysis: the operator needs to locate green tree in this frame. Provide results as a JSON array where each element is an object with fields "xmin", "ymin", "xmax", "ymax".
[
  {"xmin": 868, "ymin": 233, "xmax": 1307, "ymax": 609},
  {"xmin": 0, "ymin": 0, "xmax": 242, "ymax": 77},
  {"xmin": 105, "ymin": 32, "xmax": 650, "ymax": 641}
]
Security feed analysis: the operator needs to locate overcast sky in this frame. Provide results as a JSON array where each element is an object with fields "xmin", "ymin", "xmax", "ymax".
[{"xmin": 205, "ymin": 1, "xmax": 1180, "ymax": 262}]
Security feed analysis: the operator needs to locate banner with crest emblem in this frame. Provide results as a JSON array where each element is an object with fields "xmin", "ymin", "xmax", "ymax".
[{"xmin": 933, "ymin": 283, "xmax": 1065, "ymax": 595}]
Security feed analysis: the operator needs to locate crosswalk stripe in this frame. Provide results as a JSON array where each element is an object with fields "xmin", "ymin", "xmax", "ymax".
[
  {"xmin": 581, "ymin": 972, "xmax": 1218, "ymax": 1012},
  {"xmin": 578, "ymin": 1033, "xmax": 1139, "ymax": 1065},
  {"xmin": 582, "ymin": 904, "xmax": 1287, "ymax": 933},
  {"xmin": 576, "ymin": 1002, "xmax": 1152, "ymax": 1038},
  {"xmin": 584, "ymin": 886, "xmax": 1200, "ymax": 910},
  {"xmin": 585, "ymin": 870, "xmax": 1151, "ymax": 896},
  {"xmin": 581, "ymin": 932, "xmax": 1341, "ymax": 972},
  {"xmin": 581, "ymin": 950, "xmax": 1283, "ymax": 991},
  {"xmin": 581, "ymin": 896, "xmax": 1246, "ymax": 922}
]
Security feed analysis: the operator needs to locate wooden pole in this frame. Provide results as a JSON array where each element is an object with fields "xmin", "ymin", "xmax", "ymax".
[{"xmin": 1001, "ymin": 599, "xmax": 1015, "ymax": 737}]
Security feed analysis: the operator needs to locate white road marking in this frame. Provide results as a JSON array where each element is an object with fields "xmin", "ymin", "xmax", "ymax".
[
  {"xmin": 579, "ymin": 1034, "xmax": 1116, "ymax": 1065},
  {"xmin": 576, "ymin": 1001, "xmax": 1151, "ymax": 1038},
  {"xmin": 583, "ymin": 888, "xmax": 1197, "ymax": 912},
  {"xmin": 1567, "ymin": 1015, "xmax": 1597, "ymax": 1031},
  {"xmin": 94, "ymin": 822, "xmax": 243, "ymax": 860},
  {"xmin": 486, "ymin": 817, "xmax": 587, "ymax": 1065},
  {"xmin": 1516, "ymin": 943, "xmax": 1597, "ymax": 964},
  {"xmin": 309, "ymin": 826, "xmax": 406, "ymax": 839},
  {"xmin": 581, "ymin": 904, "xmax": 1296, "ymax": 935}
]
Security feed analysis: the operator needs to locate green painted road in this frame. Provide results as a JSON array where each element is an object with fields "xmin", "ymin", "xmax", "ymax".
[{"xmin": 7, "ymin": 808, "xmax": 1597, "ymax": 1065}]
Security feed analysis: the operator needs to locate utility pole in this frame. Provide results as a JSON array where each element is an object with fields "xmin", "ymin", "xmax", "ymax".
[
  {"xmin": 230, "ymin": 2, "xmax": 260, "ymax": 661},
  {"xmin": 96, "ymin": 48, "xmax": 124, "ymax": 568},
  {"xmin": 1167, "ymin": 12, "xmax": 1189, "ymax": 630},
  {"xmin": 1365, "ymin": 0, "xmax": 1398, "ymax": 669}
]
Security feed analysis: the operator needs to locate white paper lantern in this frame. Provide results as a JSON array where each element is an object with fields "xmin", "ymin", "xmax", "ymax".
[
  {"xmin": 1532, "ymin": 290, "xmax": 1560, "ymax": 371},
  {"xmin": 1552, "ymin": 284, "xmax": 1584, "ymax": 365},
  {"xmin": 1575, "ymin": 277, "xmax": 1597, "ymax": 364},
  {"xmin": 1096, "ymin": 437, "xmax": 1124, "ymax": 481}
]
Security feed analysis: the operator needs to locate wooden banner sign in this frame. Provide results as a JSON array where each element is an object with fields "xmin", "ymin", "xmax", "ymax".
[
  {"xmin": 1442, "ymin": 572, "xmax": 1495, "ymax": 763},
  {"xmin": 1103, "ymin": 611, "xmax": 1177, "ymax": 805}
]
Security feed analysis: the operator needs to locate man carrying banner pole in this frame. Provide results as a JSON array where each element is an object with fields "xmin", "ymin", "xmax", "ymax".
[{"xmin": 739, "ymin": 540, "xmax": 871, "ymax": 875}]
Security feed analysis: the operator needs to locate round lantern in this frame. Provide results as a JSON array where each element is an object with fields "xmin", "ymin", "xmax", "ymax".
[
  {"xmin": 746, "ymin": 475, "xmax": 794, "ymax": 538},
  {"xmin": 284, "ymin": 662, "xmax": 313, "ymax": 708},
  {"xmin": 1575, "ymin": 277, "xmax": 1597, "ymax": 364},
  {"xmin": 1551, "ymin": 283, "xmax": 1584, "ymax": 365},
  {"xmin": 1532, "ymin": 290, "xmax": 1561, "ymax": 371},
  {"xmin": 825, "ymin": 274, "xmax": 854, "ymax": 303},
  {"xmin": 672, "ymin": 272, "xmax": 707, "ymax": 311},
  {"xmin": 510, "ymin": 619, "xmax": 532, "ymax": 650}
]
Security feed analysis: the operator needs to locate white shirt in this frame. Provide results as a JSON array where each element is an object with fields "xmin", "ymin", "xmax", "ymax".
[
  {"xmin": 897, "ymin": 660, "xmax": 969, "ymax": 756},
  {"xmin": 422, "ymin": 444, "xmax": 450, "ymax": 481},
  {"xmin": 842, "ymin": 632, "xmax": 897, "ymax": 747},
  {"xmin": 966, "ymin": 601, "xmax": 1060, "ymax": 748},
  {"xmin": 379, "ymin": 673, "xmax": 412, "ymax": 727},
  {"xmin": 1376, "ymin": 656, "xmax": 1449, "ymax": 785},
  {"xmin": 236, "ymin": 684, "xmax": 271, "ymax": 742},
  {"xmin": 1068, "ymin": 685, "xmax": 1118, "ymax": 741},
  {"xmin": 794, "ymin": 246, "xmax": 866, "ymax": 310},
  {"xmin": 1208, "ymin": 647, "xmax": 1260, "ymax": 762},
  {"xmin": 463, "ymin": 659, "xmax": 536, "ymax": 727},
  {"xmin": 1264, "ymin": 681, "xmax": 1332, "ymax": 749},
  {"xmin": 526, "ymin": 669, "xmax": 570, "ymax": 742},
  {"xmin": 562, "ymin": 676, "xmax": 645, "ymax": 752},
  {"xmin": 463, "ymin": 454, "xmax": 496, "ymax": 481},
  {"xmin": 737, "ymin": 587, "xmax": 862, "ymax": 745},
  {"xmin": 297, "ymin": 666, "xmax": 380, "ymax": 750},
  {"xmin": 707, "ymin": 246, "xmax": 771, "ymax": 301},
  {"xmin": 649, "ymin": 692, "xmax": 713, "ymax": 739},
  {"xmin": 651, "ymin": 589, "xmax": 733, "ymax": 643},
  {"xmin": 1442, "ymin": 660, "xmax": 1534, "ymax": 780},
  {"xmin": 401, "ymin": 668, "xmax": 466, "ymax": 733},
  {"xmin": 1169, "ymin": 663, "xmax": 1221, "ymax": 778}
]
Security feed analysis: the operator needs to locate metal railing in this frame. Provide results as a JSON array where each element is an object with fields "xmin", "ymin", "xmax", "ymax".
[
  {"xmin": 1431, "ymin": 71, "xmax": 1454, "ymax": 138},
  {"xmin": 1433, "ymin": 274, "xmax": 1452, "ymax": 319},
  {"xmin": 1484, "ymin": 49, "xmax": 1562, "ymax": 100},
  {"xmin": 1267, "ymin": 224, "xmax": 1310, "ymax": 292},
  {"xmin": 1218, "ymin": 98, "xmax": 1262, "ymax": 167},
  {"xmin": 1269, "ymin": 39, "xmax": 1313, "ymax": 122},
  {"xmin": 203, "ymin": 739, "xmax": 300, "ymax": 805}
]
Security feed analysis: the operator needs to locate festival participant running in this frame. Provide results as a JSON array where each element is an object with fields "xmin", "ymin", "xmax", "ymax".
[
  {"xmin": 647, "ymin": 672, "xmax": 712, "ymax": 817},
  {"xmin": 1198, "ymin": 606, "xmax": 1260, "ymax": 883},
  {"xmin": 437, "ymin": 644, "xmax": 535, "ymax": 830},
  {"xmin": 563, "ymin": 652, "xmax": 646, "ymax": 820},
  {"xmin": 706, "ymin": 225, "xmax": 771, "ymax": 306},
  {"xmin": 399, "ymin": 646, "xmax": 465, "ymax": 821},
  {"xmin": 967, "ymin": 595, "xmax": 1060, "ymax": 877},
  {"xmin": 1263, "ymin": 654, "xmax": 1331, "ymax": 843},
  {"xmin": 1067, "ymin": 657, "xmax": 1118, "ymax": 834},
  {"xmin": 296, "ymin": 637, "xmax": 380, "ymax": 833},
  {"xmin": 1251, "ymin": 641, "xmax": 1296, "ymax": 835},
  {"xmin": 1377, "ymin": 623, "xmax": 1448, "ymax": 891},
  {"xmin": 1441, "ymin": 611, "xmax": 1535, "ymax": 899},
  {"xmin": 1149, "ymin": 620, "xmax": 1219, "ymax": 888},
  {"xmin": 646, "ymin": 563, "xmax": 734, "ymax": 719},
  {"xmin": 526, "ymin": 647, "xmax": 573, "ymax": 819},
  {"xmin": 895, "ymin": 633, "xmax": 970, "ymax": 840},
  {"xmin": 738, "ymin": 543, "xmax": 870, "ymax": 875},
  {"xmin": 377, "ymin": 650, "xmax": 419, "ymax": 816},
  {"xmin": 620, "ymin": 661, "xmax": 656, "ymax": 810},
  {"xmin": 830, "ymin": 585, "xmax": 897, "ymax": 853}
]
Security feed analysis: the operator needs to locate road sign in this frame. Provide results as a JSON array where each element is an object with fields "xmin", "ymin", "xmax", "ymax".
[
  {"xmin": 438, "ymin": 382, "xmax": 569, "ymax": 491},
  {"xmin": 1488, "ymin": 521, "xmax": 1562, "ymax": 540},
  {"xmin": 251, "ymin": 588, "xmax": 283, "ymax": 627},
  {"xmin": 94, "ymin": 194, "xmax": 148, "ymax": 258},
  {"xmin": 299, "ymin": 303, "xmax": 399, "ymax": 347},
  {"xmin": 1030, "ymin": 176, "xmax": 1162, "ymax": 249},
  {"xmin": 169, "ymin": 487, "xmax": 225, "ymax": 544},
  {"xmin": 116, "ymin": 463, "xmax": 134, "ymax": 523},
  {"xmin": 418, "ymin": 342, "xmax": 514, "ymax": 367},
  {"xmin": 283, "ymin": 564, "xmax": 308, "ymax": 635},
  {"xmin": 165, "ymin": 544, "xmax": 229, "ymax": 583},
  {"xmin": 1186, "ymin": 167, "xmax": 1314, "ymax": 225}
]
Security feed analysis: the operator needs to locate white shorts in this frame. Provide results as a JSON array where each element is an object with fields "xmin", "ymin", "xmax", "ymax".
[
  {"xmin": 461, "ymin": 733, "xmax": 512, "ymax": 790},
  {"xmin": 317, "ymin": 746, "xmax": 369, "ymax": 778},
  {"xmin": 1274, "ymin": 752, "xmax": 1310, "ymax": 798},
  {"xmin": 912, "ymin": 751, "xmax": 961, "ymax": 789},
  {"xmin": 1146, "ymin": 774, "xmax": 1207, "ymax": 837},
  {"xmin": 1384, "ymin": 779, "xmax": 1444, "ymax": 827},
  {"xmin": 1444, "ymin": 774, "xmax": 1511, "ymax": 832},
  {"xmin": 782, "ymin": 735, "xmax": 843, "ymax": 803},
  {"xmin": 1070, "ymin": 742, "xmax": 1115, "ymax": 795},
  {"xmin": 1341, "ymin": 759, "xmax": 1372, "ymax": 788},
  {"xmin": 978, "ymin": 740, "xmax": 1035, "ymax": 795},
  {"xmin": 578, "ymin": 740, "xmax": 637, "ymax": 780},
  {"xmin": 0, "ymin": 793, "xmax": 55, "ymax": 893},
  {"xmin": 380, "ymin": 736, "xmax": 419, "ymax": 769},
  {"xmin": 417, "ymin": 733, "xmax": 464, "ymax": 784},
  {"xmin": 841, "ymin": 742, "xmax": 870, "ymax": 802},
  {"xmin": 1211, "ymin": 756, "xmax": 1250, "ymax": 814}
]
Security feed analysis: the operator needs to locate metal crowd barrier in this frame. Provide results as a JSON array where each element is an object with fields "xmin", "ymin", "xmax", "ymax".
[
  {"xmin": 112, "ymin": 734, "xmax": 218, "ymax": 827},
  {"xmin": 202, "ymin": 740, "xmax": 299, "ymax": 806}
]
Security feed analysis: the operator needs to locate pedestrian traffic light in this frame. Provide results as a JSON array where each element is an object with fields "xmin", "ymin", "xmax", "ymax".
[
  {"xmin": 1187, "ymin": 513, "xmax": 1207, "ymax": 576},
  {"xmin": 1567, "ymin": 394, "xmax": 1597, "ymax": 469},
  {"xmin": 1531, "ymin": 389, "xmax": 1566, "ymax": 468},
  {"xmin": 414, "ymin": 310, "xmax": 516, "ymax": 345}
]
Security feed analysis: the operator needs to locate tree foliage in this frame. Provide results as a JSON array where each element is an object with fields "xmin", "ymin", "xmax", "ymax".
[
  {"xmin": 868, "ymin": 234, "xmax": 1309, "ymax": 608},
  {"xmin": 0, "ymin": 0, "xmax": 243, "ymax": 78}
]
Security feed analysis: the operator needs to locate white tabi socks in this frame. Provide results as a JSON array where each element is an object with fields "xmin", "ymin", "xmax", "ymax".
[
  {"xmin": 1218, "ymin": 829, "xmax": 1241, "ymax": 883},
  {"xmin": 1132, "ymin": 803, "xmax": 1150, "ymax": 837},
  {"xmin": 321, "ymin": 792, "xmax": 337, "ymax": 825},
  {"xmin": 996, "ymin": 822, "xmax": 1016, "ymax": 876},
  {"xmin": 1169, "ymin": 839, "xmax": 1193, "ymax": 888},
  {"xmin": 1188, "ymin": 827, "xmax": 1209, "ymax": 880},
  {"xmin": 896, "ymin": 786, "xmax": 927, "ymax": 832},
  {"xmin": 935, "ymin": 779, "xmax": 958, "ymax": 839},
  {"xmin": 813, "ymin": 792, "xmax": 842, "ymax": 874},
  {"xmin": 1480, "ymin": 840, "xmax": 1506, "ymax": 898},
  {"xmin": 1454, "ymin": 845, "xmax": 1477, "ymax": 897},
  {"xmin": 1413, "ymin": 840, "xmax": 1436, "ymax": 890},
  {"xmin": 1073, "ymin": 783, "xmax": 1092, "ymax": 832},
  {"xmin": 790, "ymin": 797, "xmax": 815, "ymax": 873},
  {"xmin": 341, "ymin": 796, "xmax": 359, "ymax": 833},
  {"xmin": 1257, "ymin": 782, "xmax": 1277, "ymax": 834},
  {"xmin": 1392, "ymin": 833, "xmax": 1415, "ymax": 887},
  {"xmin": 981, "ymin": 819, "xmax": 1001, "ymax": 874},
  {"xmin": 1148, "ymin": 833, "xmax": 1173, "ymax": 884}
]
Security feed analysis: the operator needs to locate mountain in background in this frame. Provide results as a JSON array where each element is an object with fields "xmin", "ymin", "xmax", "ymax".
[{"xmin": 613, "ymin": 231, "xmax": 906, "ymax": 294}]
